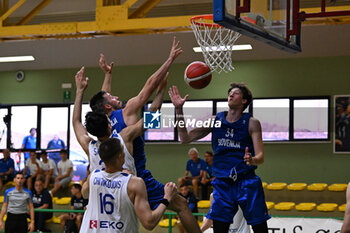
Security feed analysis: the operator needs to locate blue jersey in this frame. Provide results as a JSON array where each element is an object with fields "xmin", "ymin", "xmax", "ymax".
[
  {"xmin": 0, "ymin": 157, "xmax": 15, "ymax": 177},
  {"xmin": 47, "ymin": 139, "xmax": 65, "ymax": 165},
  {"xmin": 110, "ymin": 109, "xmax": 146, "ymax": 174},
  {"xmin": 186, "ymin": 158, "xmax": 205, "ymax": 177},
  {"xmin": 203, "ymin": 162, "xmax": 213, "ymax": 178},
  {"xmin": 22, "ymin": 135, "xmax": 36, "ymax": 149},
  {"xmin": 211, "ymin": 112, "xmax": 256, "ymax": 178},
  {"xmin": 47, "ymin": 139, "xmax": 65, "ymax": 149}
]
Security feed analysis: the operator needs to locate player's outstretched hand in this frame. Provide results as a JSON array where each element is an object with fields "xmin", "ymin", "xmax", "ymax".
[
  {"xmin": 244, "ymin": 147, "xmax": 254, "ymax": 166},
  {"xmin": 75, "ymin": 66, "xmax": 89, "ymax": 92},
  {"xmin": 163, "ymin": 182, "xmax": 178, "ymax": 202},
  {"xmin": 99, "ymin": 53, "xmax": 114, "ymax": 74},
  {"xmin": 169, "ymin": 37, "xmax": 183, "ymax": 61},
  {"xmin": 169, "ymin": 86, "xmax": 188, "ymax": 108}
]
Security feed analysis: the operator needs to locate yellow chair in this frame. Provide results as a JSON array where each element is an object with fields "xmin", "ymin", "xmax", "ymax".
[
  {"xmin": 198, "ymin": 220, "xmax": 203, "ymax": 227},
  {"xmin": 307, "ymin": 183, "xmax": 328, "ymax": 191},
  {"xmin": 197, "ymin": 200, "xmax": 211, "ymax": 209},
  {"xmin": 267, "ymin": 183, "xmax": 287, "ymax": 190},
  {"xmin": 52, "ymin": 197, "xmax": 58, "ymax": 204},
  {"xmin": 7, "ymin": 181, "xmax": 15, "ymax": 186},
  {"xmin": 45, "ymin": 217, "xmax": 53, "ymax": 223},
  {"xmin": 328, "ymin": 183, "xmax": 347, "ymax": 192},
  {"xmin": 274, "ymin": 202, "xmax": 295, "ymax": 211},
  {"xmin": 317, "ymin": 203, "xmax": 338, "ymax": 212},
  {"xmin": 262, "ymin": 182, "xmax": 267, "ymax": 188},
  {"xmin": 266, "ymin": 202, "xmax": 275, "ymax": 210},
  {"xmin": 287, "ymin": 183, "xmax": 307, "ymax": 191},
  {"xmin": 0, "ymin": 196, "xmax": 4, "ymax": 204},
  {"xmin": 339, "ymin": 204, "xmax": 346, "ymax": 212},
  {"xmin": 158, "ymin": 218, "xmax": 177, "ymax": 227},
  {"xmin": 295, "ymin": 202, "xmax": 316, "ymax": 211},
  {"xmin": 52, "ymin": 216, "xmax": 61, "ymax": 224},
  {"xmin": 55, "ymin": 197, "xmax": 71, "ymax": 205}
]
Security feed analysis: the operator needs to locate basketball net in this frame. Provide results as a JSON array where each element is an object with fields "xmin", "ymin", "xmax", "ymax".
[{"xmin": 190, "ymin": 15, "xmax": 241, "ymax": 74}]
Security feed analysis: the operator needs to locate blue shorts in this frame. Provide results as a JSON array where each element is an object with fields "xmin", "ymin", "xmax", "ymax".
[
  {"xmin": 139, "ymin": 169, "xmax": 164, "ymax": 210},
  {"xmin": 207, "ymin": 172, "xmax": 270, "ymax": 225}
]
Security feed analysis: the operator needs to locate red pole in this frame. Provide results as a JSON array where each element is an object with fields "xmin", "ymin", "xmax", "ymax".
[{"xmin": 321, "ymin": 0, "xmax": 326, "ymax": 12}]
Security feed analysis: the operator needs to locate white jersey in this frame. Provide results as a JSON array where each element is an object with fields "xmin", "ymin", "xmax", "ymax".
[
  {"xmin": 229, "ymin": 207, "xmax": 251, "ymax": 233},
  {"xmin": 88, "ymin": 140, "xmax": 104, "ymax": 172},
  {"xmin": 88, "ymin": 133, "xmax": 136, "ymax": 176},
  {"xmin": 203, "ymin": 207, "xmax": 250, "ymax": 233},
  {"xmin": 113, "ymin": 133, "xmax": 136, "ymax": 176},
  {"xmin": 80, "ymin": 170, "xmax": 139, "ymax": 233}
]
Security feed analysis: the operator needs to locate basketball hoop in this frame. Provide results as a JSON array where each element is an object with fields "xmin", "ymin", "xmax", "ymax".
[{"xmin": 190, "ymin": 15, "xmax": 241, "ymax": 74}]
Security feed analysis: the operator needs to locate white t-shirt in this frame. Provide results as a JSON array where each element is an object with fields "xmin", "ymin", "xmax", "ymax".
[
  {"xmin": 80, "ymin": 170, "xmax": 138, "ymax": 233},
  {"xmin": 26, "ymin": 159, "xmax": 42, "ymax": 176},
  {"xmin": 57, "ymin": 159, "xmax": 73, "ymax": 178},
  {"xmin": 41, "ymin": 159, "xmax": 58, "ymax": 177}
]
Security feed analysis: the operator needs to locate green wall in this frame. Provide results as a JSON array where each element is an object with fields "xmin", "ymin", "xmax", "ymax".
[{"xmin": 1, "ymin": 56, "xmax": 349, "ymax": 184}]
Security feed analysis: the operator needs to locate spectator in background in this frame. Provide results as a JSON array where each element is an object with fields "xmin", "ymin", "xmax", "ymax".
[
  {"xmin": 47, "ymin": 135, "xmax": 65, "ymax": 165},
  {"xmin": 201, "ymin": 151, "xmax": 215, "ymax": 200},
  {"xmin": 32, "ymin": 179, "xmax": 52, "ymax": 233},
  {"xmin": 178, "ymin": 184, "xmax": 198, "ymax": 233},
  {"xmin": 50, "ymin": 150, "xmax": 73, "ymax": 196},
  {"xmin": 178, "ymin": 148, "xmax": 205, "ymax": 198},
  {"xmin": 23, "ymin": 151, "xmax": 42, "ymax": 191},
  {"xmin": 0, "ymin": 149, "xmax": 15, "ymax": 191},
  {"xmin": 60, "ymin": 183, "xmax": 88, "ymax": 232},
  {"xmin": 40, "ymin": 151, "xmax": 58, "ymax": 189},
  {"xmin": 22, "ymin": 128, "xmax": 37, "ymax": 161}
]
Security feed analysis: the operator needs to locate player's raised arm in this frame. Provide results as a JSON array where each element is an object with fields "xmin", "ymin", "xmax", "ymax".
[
  {"xmin": 99, "ymin": 53, "xmax": 114, "ymax": 93},
  {"xmin": 121, "ymin": 76, "xmax": 168, "ymax": 155},
  {"xmin": 123, "ymin": 37, "xmax": 182, "ymax": 126},
  {"xmin": 169, "ymin": 86, "xmax": 211, "ymax": 143},
  {"xmin": 148, "ymin": 72, "xmax": 168, "ymax": 112},
  {"xmin": 129, "ymin": 177, "xmax": 177, "ymax": 230},
  {"xmin": 73, "ymin": 67, "xmax": 92, "ymax": 155}
]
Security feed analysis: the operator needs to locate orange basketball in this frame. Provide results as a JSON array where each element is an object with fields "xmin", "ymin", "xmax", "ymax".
[{"xmin": 184, "ymin": 61, "xmax": 212, "ymax": 89}]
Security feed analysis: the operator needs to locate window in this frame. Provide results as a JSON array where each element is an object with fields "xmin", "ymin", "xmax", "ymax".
[
  {"xmin": 69, "ymin": 104, "xmax": 91, "ymax": 181},
  {"xmin": 253, "ymin": 99, "xmax": 289, "ymax": 141},
  {"xmin": 41, "ymin": 107, "xmax": 68, "ymax": 149},
  {"xmin": 293, "ymin": 99, "xmax": 329, "ymax": 139},
  {"xmin": 144, "ymin": 103, "xmax": 175, "ymax": 141},
  {"xmin": 69, "ymin": 104, "xmax": 93, "ymax": 156},
  {"xmin": 216, "ymin": 101, "xmax": 249, "ymax": 114},
  {"xmin": 216, "ymin": 101, "xmax": 229, "ymax": 113},
  {"xmin": 181, "ymin": 101, "xmax": 213, "ymax": 142},
  {"xmin": 11, "ymin": 106, "xmax": 37, "ymax": 149},
  {"xmin": 0, "ymin": 108, "xmax": 8, "ymax": 149}
]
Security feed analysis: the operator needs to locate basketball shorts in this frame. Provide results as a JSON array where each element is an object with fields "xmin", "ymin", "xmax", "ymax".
[
  {"xmin": 139, "ymin": 169, "xmax": 165, "ymax": 210},
  {"xmin": 207, "ymin": 172, "xmax": 270, "ymax": 225}
]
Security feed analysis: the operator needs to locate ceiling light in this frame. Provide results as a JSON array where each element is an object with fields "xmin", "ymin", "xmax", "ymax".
[
  {"xmin": 0, "ymin": 56, "xmax": 35, "ymax": 63},
  {"xmin": 193, "ymin": 44, "xmax": 252, "ymax": 53}
]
